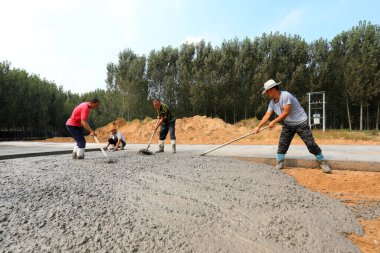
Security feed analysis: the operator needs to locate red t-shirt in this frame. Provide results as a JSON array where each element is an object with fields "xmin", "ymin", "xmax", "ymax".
[{"xmin": 66, "ymin": 102, "xmax": 90, "ymax": 127}]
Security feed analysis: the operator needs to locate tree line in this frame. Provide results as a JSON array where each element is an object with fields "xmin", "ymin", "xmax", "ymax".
[
  {"xmin": 0, "ymin": 62, "xmax": 121, "ymax": 139},
  {"xmin": 0, "ymin": 61, "xmax": 76, "ymax": 139},
  {"xmin": 0, "ymin": 21, "xmax": 379, "ymax": 140},
  {"xmin": 106, "ymin": 21, "xmax": 380, "ymax": 130}
]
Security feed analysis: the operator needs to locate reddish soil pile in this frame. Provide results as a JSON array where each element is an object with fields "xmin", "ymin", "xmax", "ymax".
[{"xmin": 41, "ymin": 115, "xmax": 380, "ymax": 145}]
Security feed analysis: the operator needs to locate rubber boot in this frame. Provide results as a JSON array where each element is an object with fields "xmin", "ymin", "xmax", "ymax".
[
  {"xmin": 275, "ymin": 160, "xmax": 284, "ymax": 170},
  {"xmin": 155, "ymin": 140, "xmax": 164, "ymax": 153},
  {"xmin": 315, "ymin": 153, "xmax": 332, "ymax": 173},
  {"xmin": 318, "ymin": 160, "xmax": 332, "ymax": 174},
  {"xmin": 72, "ymin": 146, "xmax": 78, "ymax": 159},
  {"xmin": 171, "ymin": 140, "xmax": 176, "ymax": 154},
  {"xmin": 275, "ymin": 154, "xmax": 285, "ymax": 170},
  {"xmin": 77, "ymin": 148, "xmax": 85, "ymax": 159}
]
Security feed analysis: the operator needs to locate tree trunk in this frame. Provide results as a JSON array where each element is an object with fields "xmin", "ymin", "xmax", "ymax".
[
  {"xmin": 121, "ymin": 97, "xmax": 125, "ymax": 119},
  {"xmin": 128, "ymin": 107, "xmax": 130, "ymax": 121},
  {"xmin": 233, "ymin": 103, "xmax": 236, "ymax": 124},
  {"xmin": 346, "ymin": 97, "xmax": 352, "ymax": 130},
  {"xmin": 360, "ymin": 101, "xmax": 363, "ymax": 131},
  {"xmin": 366, "ymin": 105, "xmax": 369, "ymax": 130},
  {"xmin": 376, "ymin": 102, "xmax": 379, "ymax": 130}
]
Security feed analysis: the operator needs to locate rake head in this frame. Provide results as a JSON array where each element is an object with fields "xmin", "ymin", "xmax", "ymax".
[{"xmin": 137, "ymin": 149, "xmax": 154, "ymax": 155}]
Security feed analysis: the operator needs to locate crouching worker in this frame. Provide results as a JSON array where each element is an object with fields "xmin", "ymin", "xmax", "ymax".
[
  {"xmin": 104, "ymin": 127, "xmax": 126, "ymax": 151},
  {"xmin": 66, "ymin": 98, "xmax": 100, "ymax": 159},
  {"xmin": 254, "ymin": 79, "xmax": 331, "ymax": 173},
  {"xmin": 152, "ymin": 99, "xmax": 176, "ymax": 153}
]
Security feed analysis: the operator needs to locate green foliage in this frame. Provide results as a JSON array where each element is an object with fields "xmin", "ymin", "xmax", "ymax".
[
  {"xmin": 1, "ymin": 21, "xmax": 379, "ymax": 139},
  {"xmin": 106, "ymin": 21, "xmax": 380, "ymax": 129},
  {"xmin": 0, "ymin": 61, "xmax": 79, "ymax": 138}
]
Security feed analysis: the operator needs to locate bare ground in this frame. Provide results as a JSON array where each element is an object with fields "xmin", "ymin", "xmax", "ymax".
[{"xmin": 283, "ymin": 168, "xmax": 380, "ymax": 253}]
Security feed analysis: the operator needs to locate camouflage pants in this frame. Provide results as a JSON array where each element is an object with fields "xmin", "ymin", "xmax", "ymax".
[{"xmin": 278, "ymin": 120, "xmax": 321, "ymax": 155}]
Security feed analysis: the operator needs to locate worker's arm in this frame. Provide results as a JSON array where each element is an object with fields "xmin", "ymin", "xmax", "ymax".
[
  {"xmin": 154, "ymin": 117, "xmax": 164, "ymax": 131},
  {"xmin": 81, "ymin": 120, "xmax": 95, "ymax": 136},
  {"xmin": 268, "ymin": 104, "xmax": 291, "ymax": 129},
  {"xmin": 114, "ymin": 139, "xmax": 121, "ymax": 151},
  {"xmin": 253, "ymin": 111, "xmax": 273, "ymax": 133}
]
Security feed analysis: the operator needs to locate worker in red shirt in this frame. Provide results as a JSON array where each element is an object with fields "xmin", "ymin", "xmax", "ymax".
[{"xmin": 66, "ymin": 98, "xmax": 100, "ymax": 159}]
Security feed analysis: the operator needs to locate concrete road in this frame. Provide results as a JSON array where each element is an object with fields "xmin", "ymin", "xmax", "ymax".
[{"xmin": 0, "ymin": 141, "xmax": 379, "ymax": 161}]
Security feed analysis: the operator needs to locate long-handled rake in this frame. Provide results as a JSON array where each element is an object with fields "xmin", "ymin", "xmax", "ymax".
[
  {"xmin": 94, "ymin": 136, "xmax": 114, "ymax": 163},
  {"xmin": 138, "ymin": 120, "xmax": 159, "ymax": 155},
  {"xmin": 199, "ymin": 126, "xmax": 269, "ymax": 156}
]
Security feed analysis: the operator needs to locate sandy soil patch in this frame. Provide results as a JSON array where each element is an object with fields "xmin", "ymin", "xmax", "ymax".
[{"xmin": 283, "ymin": 168, "xmax": 380, "ymax": 253}]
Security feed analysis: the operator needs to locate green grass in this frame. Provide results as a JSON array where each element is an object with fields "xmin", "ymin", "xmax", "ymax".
[{"xmin": 313, "ymin": 129, "xmax": 380, "ymax": 141}]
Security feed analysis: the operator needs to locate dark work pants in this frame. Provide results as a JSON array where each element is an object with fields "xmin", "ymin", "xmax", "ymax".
[
  {"xmin": 159, "ymin": 120, "xmax": 176, "ymax": 141},
  {"xmin": 66, "ymin": 125, "xmax": 86, "ymax": 148},
  {"xmin": 278, "ymin": 120, "xmax": 322, "ymax": 155},
  {"xmin": 108, "ymin": 137, "xmax": 126, "ymax": 147}
]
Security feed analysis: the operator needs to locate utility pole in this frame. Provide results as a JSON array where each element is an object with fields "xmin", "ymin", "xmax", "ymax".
[
  {"xmin": 323, "ymin": 92, "xmax": 326, "ymax": 131},
  {"xmin": 307, "ymin": 91, "xmax": 326, "ymax": 132},
  {"xmin": 308, "ymin": 92, "xmax": 311, "ymax": 128}
]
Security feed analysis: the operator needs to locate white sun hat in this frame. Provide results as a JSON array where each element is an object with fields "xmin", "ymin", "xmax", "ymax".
[{"xmin": 261, "ymin": 79, "xmax": 281, "ymax": 94}]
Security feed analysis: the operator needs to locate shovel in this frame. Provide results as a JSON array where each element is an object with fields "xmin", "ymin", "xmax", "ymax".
[
  {"xmin": 199, "ymin": 126, "xmax": 269, "ymax": 156},
  {"xmin": 138, "ymin": 120, "xmax": 159, "ymax": 155},
  {"xmin": 94, "ymin": 136, "xmax": 114, "ymax": 163}
]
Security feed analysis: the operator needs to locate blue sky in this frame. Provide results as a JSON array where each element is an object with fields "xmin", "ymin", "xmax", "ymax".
[{"xmin": 1, "ymin": 0, "xmax": 379, "ymax": 93}]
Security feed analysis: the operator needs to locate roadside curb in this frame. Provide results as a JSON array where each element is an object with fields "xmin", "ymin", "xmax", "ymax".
[{"xmin": 0, "ymin": 148, "xmax": 100, "ymax": 160}]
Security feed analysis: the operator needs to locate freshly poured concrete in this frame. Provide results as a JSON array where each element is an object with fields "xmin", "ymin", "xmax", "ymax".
[{"xmin": 0, "ymin": 152, "xmax": 363, "ymax": 252}]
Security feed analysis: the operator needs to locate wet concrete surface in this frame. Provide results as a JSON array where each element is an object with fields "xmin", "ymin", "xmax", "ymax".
[{"xmin": 0, "ymin": 152, "xmax": 364, "ymax": 252}]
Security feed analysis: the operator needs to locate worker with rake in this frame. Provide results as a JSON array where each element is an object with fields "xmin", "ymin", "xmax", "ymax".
[
  {"xmin": 153, "ymin": 99, "xmax": 176, "ymax": 154},
  {"xmin": 254, "ymin": 80, "xmax": 331, "ymax": 173},
  {"xmin": 66, "ymin": 98, "xmax": 100, "ymax": 159}
]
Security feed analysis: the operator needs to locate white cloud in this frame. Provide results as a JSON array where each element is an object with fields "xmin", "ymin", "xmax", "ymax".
[
  {"xmin": 0, "ymin": 0, "xmax": 108, "ymax": 93},
  {"xmin": 106, "ymin": 0, "xmax": 140, "ymax": 18},
  {"xmin": 0, "ymin": 0, "xmax": 187, "ymax": 93},
  {"xmin": 278, "ymin": 9, "xmax": 303, "ymax": 30},
  {"xmin": 274, "ymin": 8, "xmax": 306, "ymax": 31}
]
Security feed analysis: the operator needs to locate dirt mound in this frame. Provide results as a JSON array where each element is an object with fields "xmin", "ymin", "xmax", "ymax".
[
  {"xmin": 41, "ymin": 115, "xmax": 380, "ymax": 145},
  {"xmin": 93, "ymin": 115, "xmax": 380, "ymax": 145},
  {"xmin": 92, "ymin": 115, "xmax": 280, "ymax": 145},
  {"xmin": 90, "ymin": 116, "xmax": 275, "ymax": 144}
]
